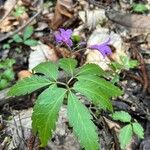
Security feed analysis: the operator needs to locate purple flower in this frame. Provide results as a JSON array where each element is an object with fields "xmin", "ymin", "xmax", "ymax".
[
  {"xmin": 54, "ymin": 28, "xmax": 73, "ymax": 47},
  {"xmin": 89, "ymin": 38, "xmax": 112, "ymax": 58}
]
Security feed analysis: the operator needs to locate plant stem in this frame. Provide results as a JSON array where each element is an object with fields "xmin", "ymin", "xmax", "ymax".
[
  {"xmin": 67, "ymin": 77, "xmax": 74, "ymax": 85},
  {"xmin": 57, "ymin": 81, "xmax": 70, "ymax": 90}
]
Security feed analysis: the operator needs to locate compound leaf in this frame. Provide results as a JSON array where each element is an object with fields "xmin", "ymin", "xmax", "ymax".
[
  {"xmin": 132, "ymin": 122, "xmax": 144, "ymax": 139},
  {"xmin": 32, "ymin": 86, "xmax": 66, "ymax": 147},
  {"xmin": 67, "ymin": 92, "xmax": 99, "ymax": 150},
  {"xmin": 73, "ymin": 80, "xmax": 112, "ymax": 111},
  {"xmin": 8, "ymin": 75, "xmax": 51, "ymax": 96},
  {"xmin": 33, "ymin": 62, "xmax": 58, "ymax": 80},
  {"xmin": 119, "ymin": 124, "xmax": 133, "ymax": 150},
  {"xmin": 23, "ymin": 26, "xmax": 34, "ymax": 40},
  {"xmin": 77, "ymin": 75, "xmax": 122, "ymax": 97},
  {"xmin": 59, "ymin": 58, "xmax": 77, "ymax": 76},
  {"xmin": 112, "ymin": 111, "xmax": 131, "ymax": 123}
]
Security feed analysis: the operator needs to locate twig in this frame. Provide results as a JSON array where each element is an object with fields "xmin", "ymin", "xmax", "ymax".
[
  {"xmin": 130, "ymin": 43, "xmax": 149, "ymax": 93},
  {"xmin": 0, "ymin": 0, "xmax": 43, "ymax": 42}
]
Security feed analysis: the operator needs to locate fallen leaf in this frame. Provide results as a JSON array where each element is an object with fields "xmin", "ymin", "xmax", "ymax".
[
  {"xmin": 103, "ymin": 116, "xmax": 120, "ymax": 132},
  {"xmin": 18, "ymin": 70, "xmax": 32, "ymax": 80},
  {"xmin": 79, "ymin": 9, "xmax": 107, "ymax": 29},
  {"xmin": 51, "ymin": 0, "xmax": 74, "ymax": 30},
  {"xmin": 28, "ymin": 42, "xmax": 58, "ymax": 70},
  {"xmin": 0, "ymin": 16, "xmax": 19, "ymax": 32},
  {"xmin": 106, "ymin": 9, "xmax": 150, "ymax": 33}
]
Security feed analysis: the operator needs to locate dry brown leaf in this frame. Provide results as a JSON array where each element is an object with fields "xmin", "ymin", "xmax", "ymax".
[
  {"xmin": 0, "ymin": 16, "xmax": 19, "ymax": 32},
  {"xmin": 51, "ymin": 0, "xmax": 74, "ymax": 30},
  {"xmin": 56, "ymin": 47, "xmax": 72, "ymax": 58},
  {"xmin": 103, "ymin": 116, "xmax": 120, "ymax": 132},
  {"xmin": 106, "ymin": 9, "xmax": 150, "ymax": 33},
  {"xmin": 18, "ymin": 70, "xmax": 32, "ymax": 80},
  {"xmin": 0, "ymin": 0, "xmax": 17, "ymax": 24}
]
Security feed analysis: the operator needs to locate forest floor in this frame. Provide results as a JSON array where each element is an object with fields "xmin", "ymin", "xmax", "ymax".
[{"xmin": 0, "ymin": 0, "xmax": 150, "ymax": 150}]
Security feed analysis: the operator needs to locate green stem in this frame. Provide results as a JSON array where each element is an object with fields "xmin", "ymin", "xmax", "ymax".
[
  {"xmin": 67, "ymin": 76, "xmax": 74, "ymax": 85},
  {"xmin": 57, "ymin": 81, "xmax": 70, "ymax": 90}
]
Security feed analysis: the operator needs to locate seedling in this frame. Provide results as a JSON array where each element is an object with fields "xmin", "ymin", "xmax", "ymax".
[
  {"xmin": 109, "ymin": 55, "xmax": 139, "ymax": 84},
  {"xmin": 12, "ymin": 26, "xmax": 38, "ymax": 46},
  {"xmin": 12, "ymin": 5, "xmax": 27, "ymax": 17},
  {"xmin": 112, "ymin": 111, "xmax": 144, "ymax": 150},
  {"xmin": 0, "ymin": 59, "xmax": 15, "ymax": 90}
]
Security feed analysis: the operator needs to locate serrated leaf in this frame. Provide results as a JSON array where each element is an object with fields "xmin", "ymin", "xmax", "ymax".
[
  {"xmin": 77, "ymin": 63, "xmax": 105, "ymax": 76},
  {"xmin": 132, "ymin": 122, "xmax": 144, "ymax": 139},
  {"xmin": 119, "ymin": 124, "xmax": 133, "ymax": 150},
  {"xmin": 59, "ymin": 58, "xmax": 77, "ymax": 76},
  {"xmin": 67, "ymin": 92, "xmax": 99, "ymax": 150},
  {"xmin": 8, "ymin": 75, "xmax": 52, "ymax": 96},
  {"xmin": 77, "ymin": 75, "xmax": 123, "ymax": 97},
  {"xmin": 23, "ymin": 26, "xmax": 34, "ymax": 40},
  {"xmin": 33, "ymin": 62, "xmax": 58, "ymax": 81},
  {"xmin": 24, "ymin": 39, "xmax": 38, "ymax": 46},
  {"xmin": 32, "ymin": 86, "xmax": 66, "ymax": 147},
  {"xmin": 13, "ymin": 34, "xmax": 23, "ymax": 43},
  {"xmin": 73, "ymin": 80, "xmax": 113, "ymax": 111},
  {"xmin": 112, "ymin": 111, "xmax": 131, "ymax": 123}
]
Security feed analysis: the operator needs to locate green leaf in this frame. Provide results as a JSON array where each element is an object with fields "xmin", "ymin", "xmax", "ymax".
[
  {"xmin": 23, "ymin": 26, "xmax": 34, "ymax": 40},
  {"xmin": 120, "ymin": 56, "xmax": 138, "ymax": 70},
  {"xmin": 33, "ymin": 62, "xmax": 58, "ymax": 81},
  {"xmin": 77, "ymin": 75, "xmax": 123, "ymax": 97},
  {"xmin": 128, "ymin": 60, "xmax": 139, "ymax": 69},
  {"xmin": 0, "ymin": 58, "xmax": 15, "ymax": 69},
  {"xmin": 109, "ymin": 61, "xmax": 123, "ymax": 71},
  {"xmin": 0, "ymin": 79, "xmax": 9, "ymax": 90},
  {"xmin": 67, "ymin": 92, "xmax": 99, "ymax": 150},
  {"xmin": 77, "ymin": 63, "xmax": 105, "ymax": 76},
  {"xmin": 119, "ymin": 124, "xmax": 133, "ymax": 150},
  {"xmin": 3, "ymin": 43, "xmax": 10, "ymax": 49},
  {"xmin": 132, "ymin": 3, "xmax": 148, "ymax": 13},
  {"xmin": 32, "ymin": 86, "xmax": 66, "ymax": 147},
  {"xmin": 8, "ymin": 75, "xmax": 52, "ymax": 96},
  {"xmin": 24, "ymin": 39, "xmax": 38, "ymax": 46},
  {"xmin": 132, "ymin": 122, "xmax": 144, "ymax": 139},
  {"xmin": 13, "ymin": 6, "xmax": 27, "ymax": 17},
  {"xmin": 112, "ymin": 111, "xmax": 131, "ymax": 123},
  {"xmin": 2, "ymin": 69, "xmax": 14, "ymax": 81},
  {"xmin": 59, "ymin": 58, "xmax": 77, "ymax": 76},
  {"xmin": 73, "ymin": 80, "xmax": 113, "ymax": 111},
  {"xmin": 13, "ymin": 34, "xmax": 23, "ymax": 43}
]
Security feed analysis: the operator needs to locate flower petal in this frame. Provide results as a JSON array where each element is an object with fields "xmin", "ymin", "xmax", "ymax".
[
  {"xmin": 59, "ymin": 28, "xmax": 66, "ymax": 34},
  {"xmin": 89, "ymin": 44, "xmax": 100, "ymax": 50},
  {"xmin": 65, "ymin": 39, "xmax": 73, "ymax": 47},
  {"xmin": 65, "ymin": 29, "xmax": 73, "ymax": 36},
  {"xmin": 55, "ymin": 33, "xmax": 62, "ymax": 43}
]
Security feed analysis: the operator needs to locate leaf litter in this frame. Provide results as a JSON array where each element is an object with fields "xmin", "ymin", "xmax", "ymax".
[{"xmin": 0, "ymin": 0, "xmax": 150, "ymax": 149}]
